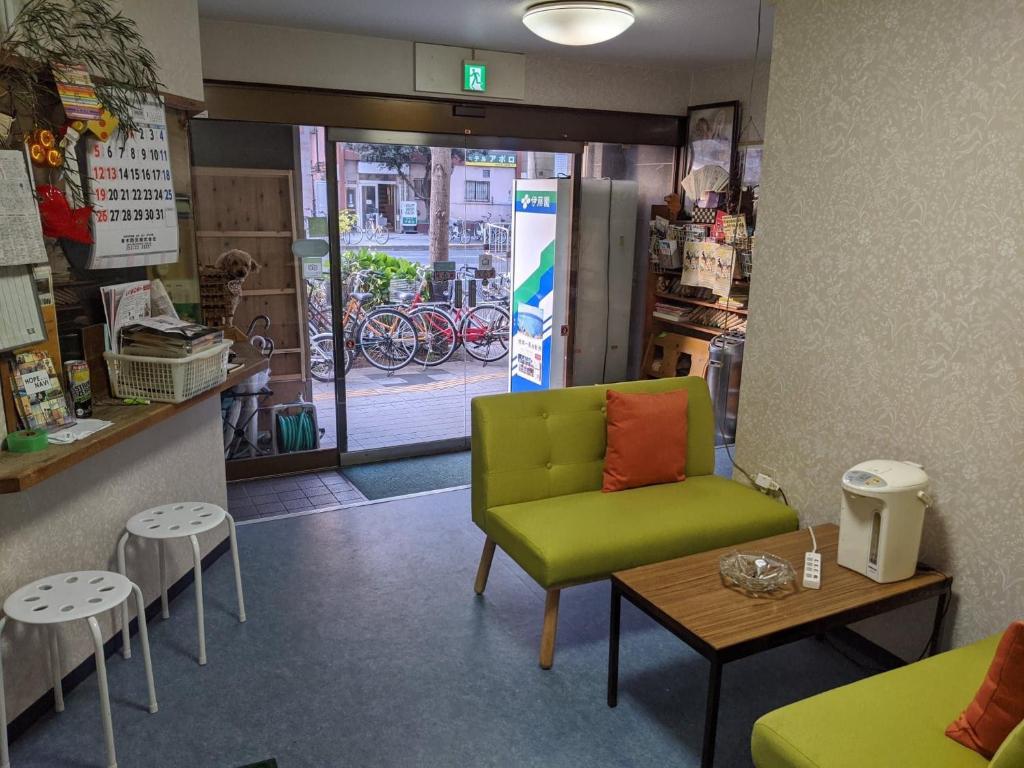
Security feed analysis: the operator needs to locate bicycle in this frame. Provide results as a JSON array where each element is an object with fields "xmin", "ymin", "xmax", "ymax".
[
  {"xmin": 339, "ymin": 208, "xmax": 362, "ymax": 246},
  {"xmin": 448, "ymin": 218, "xmax": 471, "ymax": 244},
  {"xmin": 363, "ymin": 213, "xmax": 390, "ymax": 245},
  {"xmin": 308, "ymin": 269, "xmax": 417, "ymax": 380},
  {"xmin": 395, "ymin": 268, "xmax": 511, "ymax": 367}
]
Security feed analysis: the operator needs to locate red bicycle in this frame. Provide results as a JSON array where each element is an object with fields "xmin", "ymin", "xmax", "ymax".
[{"xmin": 394, "ymin": 271, "xmax": 511, "ymax": 367}]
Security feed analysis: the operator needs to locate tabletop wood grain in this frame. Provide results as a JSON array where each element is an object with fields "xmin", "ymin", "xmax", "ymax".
[{"xmin": 613, "ymin": 524, "xmax": 949, "ymax": 654}]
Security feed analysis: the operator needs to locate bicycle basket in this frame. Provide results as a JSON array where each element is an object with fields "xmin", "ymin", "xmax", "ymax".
[{"xmin": 388, "ymin": 278, "xmax": 418, "ymax": 303}]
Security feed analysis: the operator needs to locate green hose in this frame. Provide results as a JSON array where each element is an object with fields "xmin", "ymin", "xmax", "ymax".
[{"xmin": 276, "ymin": 409, "xmax": 317, "ymax": 453}]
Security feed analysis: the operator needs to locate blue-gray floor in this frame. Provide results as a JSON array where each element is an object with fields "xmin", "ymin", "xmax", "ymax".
[{"xmin": 9, "ymin": 488, "xmax": 866, "ymax": 768}]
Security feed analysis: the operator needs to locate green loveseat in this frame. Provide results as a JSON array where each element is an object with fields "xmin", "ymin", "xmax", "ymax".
[
  {"xmin": 752, "ymin": 629, "xmax": 1024, "ymax": 767},
  {"xmin": 470, "ymin": 376, "xmax": 798, "ymax": 668}
]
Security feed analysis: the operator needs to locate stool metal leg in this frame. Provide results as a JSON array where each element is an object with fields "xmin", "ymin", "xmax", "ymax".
[
  {"xmin": 116, "ymin": 532, "xmax": 132, "ymax": 660},
  {"xmin": 47, "ymin": 626, "xmax": 64, "ymax": 713},
  {"xmin": 86, "ymin": 616, "xmax": 117, "ymax": 768},
  {"xmin": 1, "ymin": 617, "xmax": 9, "ymax": 768},
  {"xmin": 130, "ymin": 585, "xmax": 158, "ymax": 714},
  {"xmin": 189, "ymin": 535, "xmax": 207, "ymax": 665},
  {"xmin": 158, "ymin": 541, "xmax": 169, "ymax": 620},
  {"xmin": 225, "ymin": 513, "xmax": 246, "ymax": 623}
]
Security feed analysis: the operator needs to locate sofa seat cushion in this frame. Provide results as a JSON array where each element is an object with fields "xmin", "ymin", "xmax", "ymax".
[
  {"xmin": 751, "ymin": 632, "xmax": 1003, "ymax": 768},
  {"xmin": 486, "ymin": 475, "xmax": 797, "ymax": 588}
]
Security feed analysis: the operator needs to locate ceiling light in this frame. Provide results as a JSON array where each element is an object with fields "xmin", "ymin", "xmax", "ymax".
[{"xmin": 523, "ymin": 2, "xmax": 635, "ymax": 46}]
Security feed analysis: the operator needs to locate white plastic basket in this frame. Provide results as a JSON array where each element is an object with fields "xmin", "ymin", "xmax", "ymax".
[{"xmin": 104, "ymin": 341, "xmax": 233, "ymax": 404}]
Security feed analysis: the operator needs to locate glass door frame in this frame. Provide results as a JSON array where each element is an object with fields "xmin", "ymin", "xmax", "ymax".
[{"xmin": 325, "ymin": 128, "xmax": 583, "ymax": 463}]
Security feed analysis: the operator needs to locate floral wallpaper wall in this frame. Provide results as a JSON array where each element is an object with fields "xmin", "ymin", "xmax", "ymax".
[{"xmin": 737, "ymin": 0, "xmax": 1024, "ymax": 648}]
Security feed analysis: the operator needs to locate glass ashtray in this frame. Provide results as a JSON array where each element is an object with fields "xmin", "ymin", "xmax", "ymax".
[{"xmin": 719, "ymin": 551, "xmax": 796, "ymax": 596}]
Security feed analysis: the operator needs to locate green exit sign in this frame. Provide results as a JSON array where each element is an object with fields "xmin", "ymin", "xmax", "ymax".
[{"xmin": 463, "ymin": 61, "xmax": 487, "ymax": 92}]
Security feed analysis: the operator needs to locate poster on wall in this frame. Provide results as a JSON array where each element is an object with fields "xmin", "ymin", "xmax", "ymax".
[
  {"xmin": 85, "ymin": 97, "xmax": 178, "ymax": 269},
  {"xmin": 682, "ymin": 241, "xmax": 735, "ymax": 296},
  {"xmin": 510, "ymin": 181, "xmax": 560, "ymax": 392}
]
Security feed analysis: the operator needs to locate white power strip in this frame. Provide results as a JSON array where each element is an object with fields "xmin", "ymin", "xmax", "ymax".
[
  {"xmin": 754, "ymin": 472, "xmax": 780, "ymax": 493},
  {"xmin": 803, "ymin": 551, "xmax": 822, "ymax": 589},
  {"xmin": 802, "ymin": 525, "xmax": 822, "ymax": 590}
]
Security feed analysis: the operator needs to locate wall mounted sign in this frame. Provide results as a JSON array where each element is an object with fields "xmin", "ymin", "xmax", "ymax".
[
  {"xmin": 465, "ymin": 150, "xmax": 517, "ymax": 168},
  {"xmin": 463, "ymin": 60, "xmax": 487, "ymax": 92}
]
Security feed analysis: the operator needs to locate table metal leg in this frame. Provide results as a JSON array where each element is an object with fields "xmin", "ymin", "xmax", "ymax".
[
  {"xmin": 607, "ymin": 583, "xmax": 622, "ymax": 708},
  {"xmin": 927, "ymin": 588, "xmax": 951, "ymax": 657},
  {"xmin": 701, "ymin": 659, "xmax": 723, "ymax": 768}
]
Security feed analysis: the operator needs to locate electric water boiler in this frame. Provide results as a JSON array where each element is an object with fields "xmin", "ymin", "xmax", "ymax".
[{"xmin": 837, "ymin": 460, "xmax": 932, "ymax": 583}]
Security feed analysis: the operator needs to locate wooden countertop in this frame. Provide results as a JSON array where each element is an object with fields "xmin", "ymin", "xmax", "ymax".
[{"xmin": 0, "ymin": 343, "xmax": 269, "ymax": 494}]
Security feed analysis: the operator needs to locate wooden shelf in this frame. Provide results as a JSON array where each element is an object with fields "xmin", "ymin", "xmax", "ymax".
[
  {"xmin": 242, "ymin": 288, "xmax": 297, "ymax": 297},
  {"xmin": 655, "ymin": 293, "xmax": 749, "ymax": 315},
  {"xmin": 196, "ymin": 230, "xmax": 294, "ymax": 239},
  {"xmin": 0, "ymin": 345, "xmax": 269, "ymax": 494},
  {"xmin": 651, "ymin": 315, "xmax": 731, "ymax": 335}
]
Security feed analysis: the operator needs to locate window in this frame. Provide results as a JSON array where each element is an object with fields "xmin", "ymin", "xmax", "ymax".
[
  {"xmin": 482, "ymin": 169, "xmax": 491, "ymax": 178},
  {"xmin": 466, "ymin": 180, "xmax": 490, "ymax": 202}
]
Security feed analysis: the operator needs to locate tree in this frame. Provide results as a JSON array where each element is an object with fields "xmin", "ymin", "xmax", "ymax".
[
  {"xmin": 353, "ymin": 143, "xmax": 462, "ymax": 263},
  {"xmin": 428, "ymin": 147, "xmax": 452, "ymax": 263}
]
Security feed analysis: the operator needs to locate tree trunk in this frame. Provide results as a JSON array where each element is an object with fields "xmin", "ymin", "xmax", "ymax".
[{"xmin": 428, "ymin": 147, "xmax": 452, "ymax": 263}]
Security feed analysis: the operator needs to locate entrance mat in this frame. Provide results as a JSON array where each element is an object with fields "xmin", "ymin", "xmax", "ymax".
[
  {"xmin": 342, "ymin": 451, "xmax": 470, "ymax": 500},
  {"xmin": 237, "ymin": 761, "xmax": 277, "ymax": 768}
]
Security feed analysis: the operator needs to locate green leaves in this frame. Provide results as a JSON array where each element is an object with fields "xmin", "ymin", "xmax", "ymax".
[{"xmin": 341, "ymin": 248, "xmax": 419, "ymax": 304}]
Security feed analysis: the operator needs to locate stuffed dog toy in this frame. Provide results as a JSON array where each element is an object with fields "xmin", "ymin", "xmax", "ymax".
[{"xmin": 214, "ymin": 249, "xmax": 261, "ymax": 281}]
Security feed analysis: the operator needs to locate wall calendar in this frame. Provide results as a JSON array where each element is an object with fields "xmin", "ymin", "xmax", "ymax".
[{"xmin": 85, "ymin": 98, "xmax": 178, "ymax": 269}]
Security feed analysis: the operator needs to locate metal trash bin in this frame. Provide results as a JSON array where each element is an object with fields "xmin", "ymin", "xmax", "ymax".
[{"xmin": 706, "ymin": 332, "xmax": 745, "ymax": 445}]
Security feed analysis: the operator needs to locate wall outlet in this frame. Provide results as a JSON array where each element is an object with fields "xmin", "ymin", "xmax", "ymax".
[{"xmin": 754, "ymin": 472, "xmax": 780, "ymax": 493}]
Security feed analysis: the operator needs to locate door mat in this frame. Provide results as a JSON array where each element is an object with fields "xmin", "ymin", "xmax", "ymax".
[
  {"xmin": 237, "ymin": 761, "xmax": 276, "ymax": 768},
  {"xmin": 342, "ymin": 451, "xmax": 470, "ymax": 500}
]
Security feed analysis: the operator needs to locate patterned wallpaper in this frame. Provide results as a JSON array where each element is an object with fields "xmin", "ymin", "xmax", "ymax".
[{"xmin": 737, "ymin": 0, "xmax": 1024, "ymax": 649}]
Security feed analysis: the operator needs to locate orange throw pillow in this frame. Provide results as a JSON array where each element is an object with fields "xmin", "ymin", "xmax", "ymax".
[
  {"xmin": 602, "ymin": 389, "xmax": 688, "ymax": 492},
  {"xmin": 947, "ymin": 621, "xmax": 1024, "ymax": 758}
]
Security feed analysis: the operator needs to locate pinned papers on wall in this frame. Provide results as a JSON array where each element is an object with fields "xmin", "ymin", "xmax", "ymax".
[
  {"xmin": 0, "ymin": 150, "xmax": 48, "ymax": 267},
  {"xmin": 85, "ymin": 98, "xmax": 178, "ymax": 269},
  {"xmin": 0, "ymin": 265, "xmax": 46, "ymax": 353}
]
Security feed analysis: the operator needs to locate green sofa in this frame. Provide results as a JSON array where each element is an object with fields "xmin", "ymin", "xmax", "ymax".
[
  {"xmin": 470, "ymin": 376, "xmax": 798, "ymax": 668},
  {"xmin": 752, "ymin": 629, "xmax": 1024, "ymax": 767}
]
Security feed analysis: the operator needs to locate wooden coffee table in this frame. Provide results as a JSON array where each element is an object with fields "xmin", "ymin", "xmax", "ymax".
[{"xmin": 606, "ymin": 524, "xmax": 951, "ymax": 768}]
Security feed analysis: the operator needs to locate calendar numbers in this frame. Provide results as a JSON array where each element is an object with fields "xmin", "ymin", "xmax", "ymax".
[{"xmin": 85, "ymin": 99, "xmax": 178, "ymax": 268}]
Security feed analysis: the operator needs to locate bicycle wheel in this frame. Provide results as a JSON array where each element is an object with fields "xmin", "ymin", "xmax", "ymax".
[
  {"xmin": 462, "ymin": 304, "xmax": 511, "ymax": 362},
  {"xmin": 410, "ymin": 306, "xmax": 458, "ymax": 367},
  {"xmin": 309, "ymin": 333, "xmax": 336, "ymax": 382},
  {"xmin": 374, "ymin": 227, "xmax": 390, "ymax": 245},
  {"xmin": 357, "ymin": 307, "xmax": 417, "ymax": 371}
]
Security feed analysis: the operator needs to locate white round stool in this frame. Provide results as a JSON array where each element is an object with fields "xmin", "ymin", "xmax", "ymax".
[
  {"xmin": 0, "ymin": 571, "xmax": 157, "ymax": 768},
  {"xmin": 117, "ymin": 502, "xmax": 245, "ymax": 667}
]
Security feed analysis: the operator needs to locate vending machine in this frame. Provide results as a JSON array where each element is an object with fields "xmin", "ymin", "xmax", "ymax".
[{"xmin": 508, "ymin": 178, "xmax": 573, "ymax": 392}]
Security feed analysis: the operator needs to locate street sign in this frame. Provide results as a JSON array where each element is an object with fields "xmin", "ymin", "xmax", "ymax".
[
  {"xmin": 465, "ymin": 149, "xmax": 516, "ymax": 167},
  {"xmin": 476, "ymin": 252, "xmax": 496, "ymax": 279},
  {"xmin": 399, "ymin": 200, "xmax": 418, "ymax": 229},
  {"xmin": 463, "ymin": 60, "xmax": 487, "ymax": 92},
  {"xmin": 433, "ymin": 260, "xmax": 457, "ymax": 281}
]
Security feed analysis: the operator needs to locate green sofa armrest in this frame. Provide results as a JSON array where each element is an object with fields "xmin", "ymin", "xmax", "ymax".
[{"xmin": 992, "ymin": 719, "xmax": 1024, "ymax": 768}]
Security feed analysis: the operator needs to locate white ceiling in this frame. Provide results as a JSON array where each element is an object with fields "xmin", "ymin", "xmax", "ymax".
[{"xmin": 197, "ymin": 0, "xmax": 772, "ymax": 68}]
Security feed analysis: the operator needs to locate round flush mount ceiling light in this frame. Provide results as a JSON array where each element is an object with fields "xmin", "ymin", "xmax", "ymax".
[{"xmin": 522, "ymin": 1, "xmax": 635, "ymax": 46}]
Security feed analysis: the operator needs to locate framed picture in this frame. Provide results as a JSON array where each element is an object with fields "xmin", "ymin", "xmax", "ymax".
[
  {"xmin": 739, "ymin": 142, "xmax": 764, "ymax": 188},
  {"xmin": 684, "ymin": 101, "xmax": 740, "ymax": 179}
]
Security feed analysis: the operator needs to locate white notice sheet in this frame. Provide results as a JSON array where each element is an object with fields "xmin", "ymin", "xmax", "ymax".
[{"xmin": 0, "ymin": 150, "xmax": 48, "ymax": 267}]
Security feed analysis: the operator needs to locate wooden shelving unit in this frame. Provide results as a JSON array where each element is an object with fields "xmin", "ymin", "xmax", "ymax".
[{"xmin": 655, "ymin": 292, "xmax": 748, "ymax": 315}]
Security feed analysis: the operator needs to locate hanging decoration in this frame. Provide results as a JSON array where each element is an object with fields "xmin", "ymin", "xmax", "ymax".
[
  {"xmin": 0, "ymin": 0, "xmax": 163, "ymax": 199},
  {"xmin": 69, "ymin": 109, "xmax": 118, "ymax": 142},
  {"xmin": 36, "ymin": 184, "xmax": 93, "ymax": 243},
  {"xmin": 26, "ymin": 127, "xmax": 61, "ymax": 167}
]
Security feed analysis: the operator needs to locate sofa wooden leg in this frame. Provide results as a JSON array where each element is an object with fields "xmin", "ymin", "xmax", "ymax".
[
  {"xmin": 474, "ymin": 537, "xmax": 497, "ymax": 595},
  {"xmin": 539, "ymin": 589, "xmax": 561, "ymax": 670}
]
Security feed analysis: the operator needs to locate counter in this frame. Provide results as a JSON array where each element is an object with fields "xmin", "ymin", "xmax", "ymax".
[{"xmin": 0, "ymin": 344, "xmax": 268, "ymax": 723}]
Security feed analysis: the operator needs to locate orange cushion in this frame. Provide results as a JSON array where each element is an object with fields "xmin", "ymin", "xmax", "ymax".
[
  {"xmin": 602, "ymin": 388, "xmax": 688, "ymax": 492},
  {"xmin": 947, "ymin": 621, "xmax": 1024, "ymax": 758}
]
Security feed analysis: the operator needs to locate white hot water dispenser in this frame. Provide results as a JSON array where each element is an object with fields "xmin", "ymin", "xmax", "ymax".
[{"xmin": 837, "ymin": 460, "xmax": 931, "ymax": 583}]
